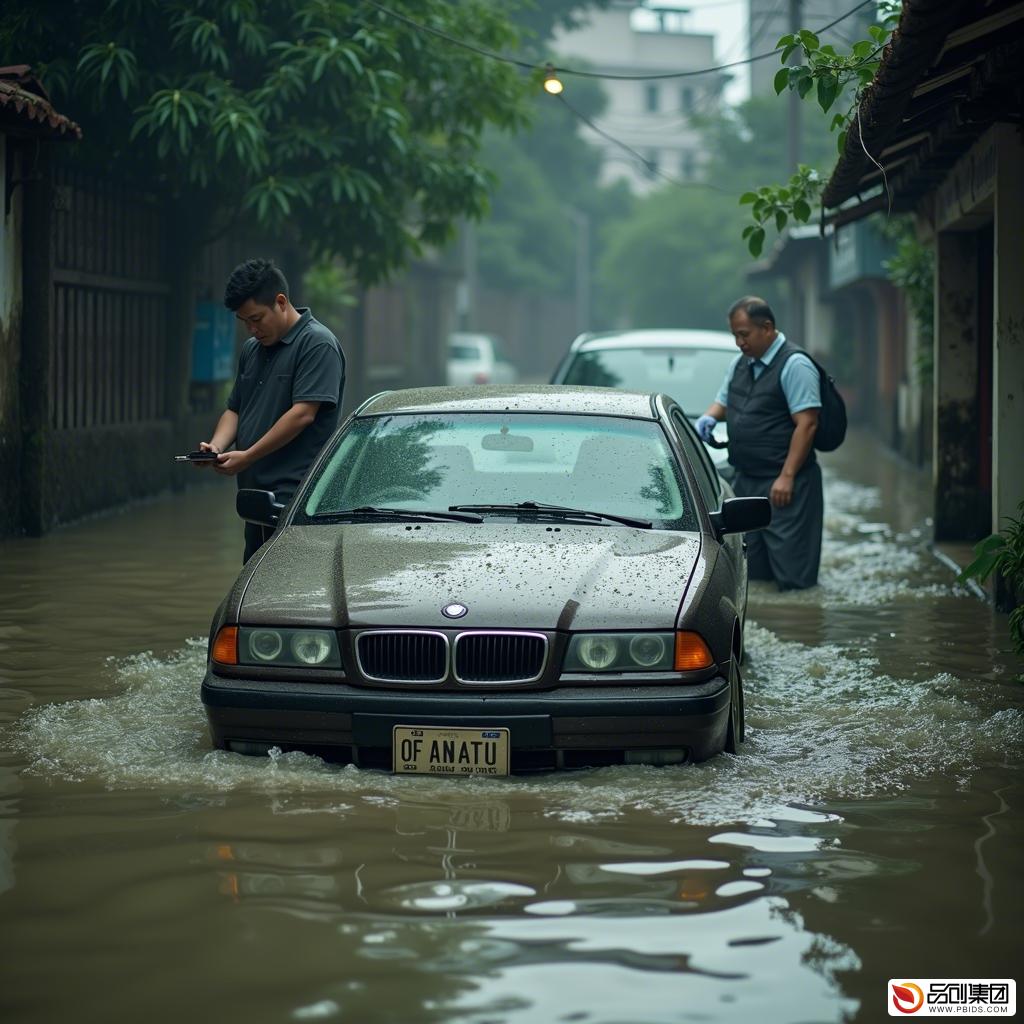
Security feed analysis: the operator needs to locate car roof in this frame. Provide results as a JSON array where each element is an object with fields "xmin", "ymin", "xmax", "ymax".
[
  {"xmin": 449, "ymin": 332, "xmax": 499, "ymax": 344},
  {"xmin": 357, "ymin": 385, "xmax": 659, "ymax": 419},
  {"xmin": 570, "ymin": 329, "xmax": 736, "ymax": 352}
]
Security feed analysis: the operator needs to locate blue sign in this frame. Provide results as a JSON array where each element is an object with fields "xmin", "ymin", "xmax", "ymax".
[{"xmin": 192, "ymin": 302, "xmax": 236, "ymax": 382}]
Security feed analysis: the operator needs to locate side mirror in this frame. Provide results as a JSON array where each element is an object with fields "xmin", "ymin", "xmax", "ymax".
[
  {"xmin": 237, "ymin": 489, "xmax": 286, "ymax": 527},
  {"xmin": 708, "ymin": 496, "xmax": 771, "ymax": 538}
]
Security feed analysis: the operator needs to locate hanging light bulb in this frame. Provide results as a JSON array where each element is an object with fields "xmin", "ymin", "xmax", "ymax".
[{"xmin": 543, "ymin": 64, "xmax": 564, "ymax": 95}]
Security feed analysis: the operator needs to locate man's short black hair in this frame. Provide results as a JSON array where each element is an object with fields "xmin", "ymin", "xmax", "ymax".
[
  {"xmin": 728, "ymin": 295, "xmax": 775, "ymax": 328},
  {"xmin": 224, "ymin": 258, "xmax": 289, "ymax": 311}
]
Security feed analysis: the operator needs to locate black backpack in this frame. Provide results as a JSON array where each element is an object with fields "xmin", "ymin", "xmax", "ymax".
[{"xmin": 804, "ymin": 353, "xmax": 847, "ymax": 452}]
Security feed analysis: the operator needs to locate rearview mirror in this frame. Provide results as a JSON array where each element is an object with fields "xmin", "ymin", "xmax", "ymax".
[
  {"xmin": 708, "ymin": 497, "xmax": 771, "ymax": 538},
  {"xmin": 237, "ymin": 489, "xmax": 286, "ymax": 527},
  {"xmin": 481, "ymin": 432, "xmax": 534, "ymax": 452}
]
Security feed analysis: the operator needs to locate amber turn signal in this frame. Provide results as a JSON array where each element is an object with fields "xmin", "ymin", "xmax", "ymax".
[
  {"xmin": 674, "ymin": 631, "xmax": 713, "ymax": 671},
  {"xmin": 212, "ymin": 626, "xmax": 239, "ymax": 665}
]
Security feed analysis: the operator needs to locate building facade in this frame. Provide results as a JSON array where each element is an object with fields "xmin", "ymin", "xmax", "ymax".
[
  {"xmin": 551, "ymin": 1, "xmax": 724, "ymax": 193},
  {"xmin": 822, "ymin": 0, "xmax": 1024, "ymax": 607}
]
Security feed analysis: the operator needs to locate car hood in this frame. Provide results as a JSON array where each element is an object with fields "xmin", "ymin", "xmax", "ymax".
[{"xmin": 238, "ymin": 523, "xmax": 702, "ymax": 631}]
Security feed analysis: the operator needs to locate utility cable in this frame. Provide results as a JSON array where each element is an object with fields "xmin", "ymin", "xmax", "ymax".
[
  {"xmin": 555, "ymin": 93, "xmax": 731, "ymax": 193},
  {"xmin": 361, "ymin": 0, "xmax": 878, "ymax": 83}
]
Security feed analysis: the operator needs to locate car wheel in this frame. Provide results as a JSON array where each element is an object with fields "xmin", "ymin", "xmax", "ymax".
[{"xmin": 725, "ymin": 658, "xmax": 745, "ymax": 753}]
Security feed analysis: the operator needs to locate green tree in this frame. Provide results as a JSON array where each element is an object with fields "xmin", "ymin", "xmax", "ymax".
[
  {"xmin": 595, "ymin": 95, "xmax": 835, "ymax": 329},
  {"xmin": 737, "ymin": 2, "xmax": 902, "ymax": 255},
  {"xmin": 476, "ymin": 78, "xmax": 632, "ymax": 296},
  {"xmin": 596, "ymin": 187, "xmax": 744, "ymax": 329},
  {"xmin": 0, "ymin": 0, "xmax": 530, "ymax": 283}
]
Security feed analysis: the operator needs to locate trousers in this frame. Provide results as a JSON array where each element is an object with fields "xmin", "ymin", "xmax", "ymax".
[{"xmin": 734, "ymin": 461, "xmax": 823, "ymax": 590}]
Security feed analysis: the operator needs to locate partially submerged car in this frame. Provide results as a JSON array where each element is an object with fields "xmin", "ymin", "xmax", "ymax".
[
  {"xmin": 550, "ymin": 329, "xmax": 736, "ymax": 478},
  {"xmin": 202, "ymin": 386, "xmax": 769, "ymax": 774}
]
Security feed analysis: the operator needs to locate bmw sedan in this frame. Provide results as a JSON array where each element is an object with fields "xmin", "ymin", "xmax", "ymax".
[
  {"xmin": 550, "ymin": 330, "xmax": 737, "ymax": 478},
  {"xmin": 202, "ymin": 386, "xmax": 769, "ymax": 774}
]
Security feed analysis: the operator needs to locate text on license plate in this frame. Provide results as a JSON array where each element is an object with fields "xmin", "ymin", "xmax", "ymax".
[{"xmin": 392, "ymin": 726, "xmax": 510, "ymax": 776}]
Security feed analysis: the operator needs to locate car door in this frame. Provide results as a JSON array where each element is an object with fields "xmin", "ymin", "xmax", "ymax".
[{"xmin": 669, "ymin": 408, "xmax": 747, "ymax": 596}]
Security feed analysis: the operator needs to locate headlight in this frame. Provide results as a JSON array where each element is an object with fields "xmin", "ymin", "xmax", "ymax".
[
  {"xmin": 249, "ymin": 629, "xmax": 283, "ymax": 662},
  {"xmin": 565, "ymin": 632, "xmax": 675, "ymax": 672},
  {"xmin": 291, "ymin": 631, "xmax": 332, "ymax": 665},
  {"xmin": 629, "ymin": 634, "xmax": 666, "ymax": 667},
  {"xmin": 577, "ymin": 635, "xmax": 620, "ymax": 669},
  {"xmin": 237, "ymin": 627, "xmax": 342, "ymax": 669}
]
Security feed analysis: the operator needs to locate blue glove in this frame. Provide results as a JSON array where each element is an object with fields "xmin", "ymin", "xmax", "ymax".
[{"xmin": 696, "ymin": 414, "xmax": 717, "ymax": 442}]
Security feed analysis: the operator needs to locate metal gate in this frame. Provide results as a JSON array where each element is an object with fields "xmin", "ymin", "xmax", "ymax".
[{"xmin": 49, "ymin": 166, "xmax": 168, "ymax": 429}]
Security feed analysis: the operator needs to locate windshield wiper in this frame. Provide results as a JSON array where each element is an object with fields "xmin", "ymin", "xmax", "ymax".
[
  {"xmin": 449, "ymin": 501, "xmax": 652, "ymax": 529},
  {"xmin": 315, "ymin": 506, "xmax": 483, "ymax": 523}
]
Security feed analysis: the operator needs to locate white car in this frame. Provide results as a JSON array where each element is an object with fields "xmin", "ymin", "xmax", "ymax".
[
  {"xmin": 550, "ymin": 329, "xmax": 736, "ymax": 478},
  {"xmin": 446, "ymin": 332, "xmax": 518, "ymax": 386}
]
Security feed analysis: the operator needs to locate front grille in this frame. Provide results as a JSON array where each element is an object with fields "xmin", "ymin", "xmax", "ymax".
[
  {"xmin": 454, "ymin": 632, "xmax": 547, "ymax": 683},
  {"xmin": 357, "ymin": 631, "xmax": 447, "ymax": 682}
]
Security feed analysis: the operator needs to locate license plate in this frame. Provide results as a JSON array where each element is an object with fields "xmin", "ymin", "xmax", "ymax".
[{"xmin": 392, "ymin": 726, "xmax": 510, "ymax": 776}]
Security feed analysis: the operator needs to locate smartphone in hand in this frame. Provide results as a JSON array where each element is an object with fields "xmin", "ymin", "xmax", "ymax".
[{"xmin": 173, "ymin": 451, "xmax": 220, "ymax": 462}]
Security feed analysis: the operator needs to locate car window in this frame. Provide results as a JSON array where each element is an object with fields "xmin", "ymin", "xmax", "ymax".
[
  {"xmin": 449, "ymin": 342, "xmax": 482, "ymax": 361},
  {"xmin": 300, "ymin": 413, "xmax": 699, "ymax": 531},
  {"xmin": 671, "ymin": 409, "xmax": 720, "ymax": 511},
  {"xmin": 562, "ymin": 347, "xmax": 735, "ymax": 417}
]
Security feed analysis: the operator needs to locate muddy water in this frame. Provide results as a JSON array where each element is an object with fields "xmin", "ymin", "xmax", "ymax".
[{"xmin": 1, "ymin": 435, "xmax": 1021, "ymax": 1024}]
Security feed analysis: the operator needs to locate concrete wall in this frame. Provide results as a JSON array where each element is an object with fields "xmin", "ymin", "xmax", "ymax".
[{"xmin": 0, "ymin": 136, "xmax": 22, "ymax": 534}]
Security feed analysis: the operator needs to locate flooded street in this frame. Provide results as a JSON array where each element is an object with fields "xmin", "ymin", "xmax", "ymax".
[{"xmin": 1, "ymin": 432, "xmax": 1021, "ymax": 1024}]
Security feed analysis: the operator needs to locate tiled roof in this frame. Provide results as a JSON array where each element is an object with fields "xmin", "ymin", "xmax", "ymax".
[
  {"xmin": 0, "ymin": 65, "xmax": 81, "ymax": 140},
  {"xmin": 822, "ymin": 0, "xmax": 1024, "ymax": 212}
]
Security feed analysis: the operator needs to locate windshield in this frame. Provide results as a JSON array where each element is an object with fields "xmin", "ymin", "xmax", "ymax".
[
  {"xmin": 299, "ymin": 413, "xmax": 698, "ymax": 531},
  {"xmin": 563, "ymin": 347, "xmax": 736, "ymax": 417}
]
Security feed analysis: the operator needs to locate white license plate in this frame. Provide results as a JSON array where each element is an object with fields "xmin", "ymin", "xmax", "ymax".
[{"xmin": 392, "ymin": 726, "xmax": 510, "ymax": 776}]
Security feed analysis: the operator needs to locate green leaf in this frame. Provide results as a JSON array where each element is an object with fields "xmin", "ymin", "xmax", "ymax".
[
  {"xmin": 775, "ymin": 210, "xmax": 788, "ymax": 233},
  {"xmin": 793, "ymin": 198, "xmax": 811, "ymax": 222},
  {"xmin": 798, "ymin": 30, "xmax": 820, "ymax": 50},
  {"xmin": 957, "ymin": 546, "xmax": 1003, "ymax": 585},
  {"xmin": 836, "ymin": 129, "xmax": 848, "ymax": 154},
  {"xmin": 781, "ymin": 43, "xmax": 798, "ymax": 64},
  {"xmin": 775, "ymin": 34, "xmax": 794, "ymax": 48},
  {"xmin": 739, "ymin": 191, "xmax": 758, "ymax": 205},
  {"xmin": 742, "ymin": 224, "xmax": 756, "ymax": 238},
  {"xmin": 817, "ymin": 74, "xmax": 840, "ymax": 112},
  {"xmin": 797, "ymin": 75, "xmax": 814, "ymax": 99},
  {"xmin": 774, "ymin": 67, "xmax": 790, "ymax": 94},
  {"xmin": 853, "ymin": 40, "xmax": 875, "ymax": 59},
  {"xmin": 748, "ymin": 227, "xmax": 765, "ymax": 258}
]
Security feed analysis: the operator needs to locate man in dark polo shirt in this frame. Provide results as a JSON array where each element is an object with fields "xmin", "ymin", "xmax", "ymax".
[{"xmin": 198, "ymin": 258, "xmax": 344, "ymax": 562}]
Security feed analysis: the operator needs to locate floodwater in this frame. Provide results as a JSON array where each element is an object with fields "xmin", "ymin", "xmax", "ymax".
[{"xmin": 0, "ymin": 433, "xmax": 1021, "ymax": 1024}]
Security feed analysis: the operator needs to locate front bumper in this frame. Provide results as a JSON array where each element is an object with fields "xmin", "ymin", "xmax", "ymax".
[{"xmin": 202, "ymin": 670, "xmax": 731, "ymax": 769}]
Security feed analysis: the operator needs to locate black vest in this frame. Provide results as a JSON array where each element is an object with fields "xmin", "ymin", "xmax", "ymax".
[{"xmin": 726, "ymin": 339, "xmax": 816, "ymax": 478}]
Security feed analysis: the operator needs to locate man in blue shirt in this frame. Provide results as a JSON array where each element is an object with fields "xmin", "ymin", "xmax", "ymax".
[{"xmin": 697, "ymin": 296, "xmax": 823, "ymax": 590}]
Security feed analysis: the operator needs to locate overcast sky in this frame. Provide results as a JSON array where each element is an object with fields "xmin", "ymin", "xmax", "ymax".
[{"xmin": 679, "ymin": 0, "xmax": 753, "ymax": 105}]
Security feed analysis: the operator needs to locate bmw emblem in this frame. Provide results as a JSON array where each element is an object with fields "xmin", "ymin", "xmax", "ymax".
[{"xmin": 442, "ymin": 602, "xmax": 468, "ymax": 619}]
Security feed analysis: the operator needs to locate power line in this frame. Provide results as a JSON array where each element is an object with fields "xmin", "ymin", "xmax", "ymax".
[
  {"xmin": 556, "ymin": 94, "xmax": 731, "ymax": 193},
  {"xmin": 362, "ymin": 0, "xmax": 878, "ymax": 84}
]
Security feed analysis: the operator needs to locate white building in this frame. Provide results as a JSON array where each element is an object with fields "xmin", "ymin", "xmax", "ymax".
[{"xmin": 551, "ymin": 1, "xmax": 726, "ymax": 194}]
